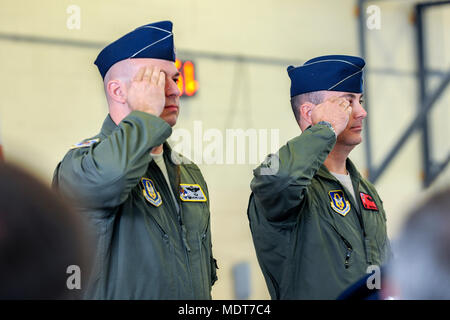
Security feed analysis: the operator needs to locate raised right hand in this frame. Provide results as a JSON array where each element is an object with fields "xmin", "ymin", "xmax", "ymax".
[
  {"xmin": 311, "ymin": 97, "xmax": 352, "ymax": 136},
  {"xmin": 127, "ymin": 66, "xmax": 166, "ymax": 116}
]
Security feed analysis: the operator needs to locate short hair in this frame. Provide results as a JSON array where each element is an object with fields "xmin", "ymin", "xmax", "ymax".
[
  {"xmin": 0, "ymin": 162, "xmax": 91, "ymax": 299},
  {"xmin": 290, "ymin": 91, "xmax": 325, "ymax": 122}
]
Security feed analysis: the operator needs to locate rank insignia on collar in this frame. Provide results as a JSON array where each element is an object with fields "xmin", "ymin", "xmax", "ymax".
[
  {"xmin": 180, "ymin": 184, "xmax": 207, "ymax": 202},
  {"xmin": 328, "ymin": 190, "xmax": 351, "ymax": 216},
  {"xmin": 360, "ymin": 192, "xmax": 378, "ymax": 211},
  {"xmin": 70, "ymin": 138, "xmax": 100, "ymax": 149},
  {"xmin": 141, "ymin": 178, "xmax": 162, "ymax": 207}
]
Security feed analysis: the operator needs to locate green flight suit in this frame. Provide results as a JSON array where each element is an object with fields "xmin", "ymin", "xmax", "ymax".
[
  {"xmin": 53, "ymin": 111, "xmax": 217, "ymax": 299},
  {"xmin": 247, "ymin": 123, "xmax": 391, "ymax": 299}
]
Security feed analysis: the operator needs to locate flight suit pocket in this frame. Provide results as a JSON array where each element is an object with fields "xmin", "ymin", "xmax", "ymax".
[
  {"xmin": 359, "ymin": 196, "xmax": 389, "ymax": 265},
  {"xmin": 181, "ymin": 201, "xmax": 209, "ymax": 236},
  {"xmin": 161, "ymin": 234, "xmax": 177, "ymax": 295},
  {"xmin": 327, "ymin": 222, "xmax": 354, "ymax": 269},
  {"xmin": 198, "ymin": 224, "xmax": 217, "ymax": 296},
  {"xmin": 144, "ymin": 210, "xmax": 177, "ymax": 294}
]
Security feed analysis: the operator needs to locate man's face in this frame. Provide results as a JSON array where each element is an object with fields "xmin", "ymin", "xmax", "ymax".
[
  {"xmin": 322, "ymin": 90, "xmax": 367, "ymax": 146},
  {"xmin": 129, "ymin": 58, "xmax": 181, "ymax": 127}
]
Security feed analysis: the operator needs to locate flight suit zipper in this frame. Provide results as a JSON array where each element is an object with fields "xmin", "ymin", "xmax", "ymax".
[
  {"xmin": 352, "ymin": 185, "xmax": 372, "ymax": 265},
  {"xmin": 198, "ymin": 232, "xmax": 207, "ymax": 295},
  {"xmin": 342, "ymin": 238, "xmax": 353, "ymax": 269},
  {"xmin": 333, "ymin": 176, "xmax": 371, "ymax": 265},
  {"xmin": 151, "ymin": 161, "xmax": 195, "ymax": 298},
  {"xmin": 170, "ymin": 169, "xmax": 195, "ymax": 298},
  {"xmin": 329, "ymin": 223, "xmax": 354, "ymax": 269},
  {"xmin": 146, "ymin": 210, "xmax": 169, "ymax": 238}
]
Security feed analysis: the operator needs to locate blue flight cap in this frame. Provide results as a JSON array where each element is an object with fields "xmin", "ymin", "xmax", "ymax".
[
  {"xmin": 287, "ymin": 55, "xmax": 365, "ymax": 97},
  {"xmin": 94, "ymin": 20, "xmax": 176, "ymax": 79},
  {"xmin": 337, "ymin": 265, "xmax": 387, "ymax": 300}
]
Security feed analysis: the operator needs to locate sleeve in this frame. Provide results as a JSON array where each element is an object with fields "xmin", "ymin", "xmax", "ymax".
[
  {"xmin": 54, "ymin": 111, "xmax": 172, "ymax": 209},
  {"xmin": 250, "ymin": 123, "xmax": 336, "ymax": 223}
]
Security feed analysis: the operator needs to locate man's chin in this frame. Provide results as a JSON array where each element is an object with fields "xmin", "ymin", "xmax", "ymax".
[
  {"xmin": 337, "ymin": 134, "xmax": 363, "ymax": 146},
  {"xmin": 160, "ymin": 114, "xmax": 178, "ymax": 127},
  {"xmin": 347, "ymin": 137, "xmax": 363, "ymax": 146}
]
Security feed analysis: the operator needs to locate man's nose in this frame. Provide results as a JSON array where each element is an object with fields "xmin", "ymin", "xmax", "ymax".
[
  {"xmin": 353, "ymin": 101, "xmax": 367, "ymax": 119},
  {"xmin": 166, "ymin": 78, "xmax": 181, "ymax": 97}
]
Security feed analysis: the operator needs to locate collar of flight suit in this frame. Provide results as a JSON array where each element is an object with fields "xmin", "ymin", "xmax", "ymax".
[
  {"xmin": 315, "ymin": 157, "xmax": 365, "ymax": 215},
  {"xmin": 317, "ymin": 157, "xmax": 370, "ymax": 241},
  {"xmin": 316, "ymin": 157, "xmax": 362, "ymax": 186},
  {"xmin": 100, "ymin": 113, "xmax": 119, "ymax": 136},
  {"xmin": 99, "ymin": 113, "xmax": 184, "ymax": 206},
  {"xmin": 100, "ymin": 113, "xmax": 182, "ymax": 166}
]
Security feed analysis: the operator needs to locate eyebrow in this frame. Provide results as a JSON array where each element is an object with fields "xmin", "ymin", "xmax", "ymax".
[
  {"xmin": 160, "ymin": 69, "xmax": 180, "ymax": 78},
  {"xmin": 339, "ymin": 93, "xmax": 364, "ymax": 99}
]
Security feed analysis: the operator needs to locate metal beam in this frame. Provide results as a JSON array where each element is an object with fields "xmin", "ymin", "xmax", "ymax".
[
  {"xmin": 360, "ymin": 0, "xmax": 450, "ymax": 5},
  {"xmin": 417, "ymin": 0, "xmax": 450, "ymax": 9},
  {"xmin": 415, "ymin": 3, "xmax": 433, "ymax": 187},
  {"xmin": 426, "ymin": 154, "xmax": 450, "ymax": 186},
  {"xmin": 370, "ymin": 70, "xmax": 450, "ymax": 184},
  {"xmin": 359, "ymin": 0, "xmax": 450, "ymax": 187},
  {"xmin": 1, "ymin": 31, "xmax": 446, "ymax": 77},
  {"xmin": 357, "ymin": 0, "xmax": 374, "ymax": 179},
  {"xmin": 0, "ymin": 32, "xmax": 296, "ymax": 67}
]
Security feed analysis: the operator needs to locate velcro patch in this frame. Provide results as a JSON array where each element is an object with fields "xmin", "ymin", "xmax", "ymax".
[
  {"xmin": 180, "ymin": 184, "xmax": 207, "ymax": 202},
  {"xmin": 141, "ymin": 178, "xmax": 162, "ymax": 207},
  {"xmin": 328, "ymin": 190, "xmax": 351, "ymax": 216},
  {"xmin": 360, "ymin": 192, "xmax": 378, "ymax": 211},
  {"xmin": 70, "ymin": 138, "xmax": 100, "ymax": 149}
]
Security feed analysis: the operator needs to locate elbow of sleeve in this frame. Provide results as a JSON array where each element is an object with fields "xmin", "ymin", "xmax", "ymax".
[
  {"xmin": 250, "ymin": 168, "xmax": 291, "ymax": 194},
  {"xmin": 58, "ymin": 172, "xmax": 127, "ymax": 209},
  {"xmin": 251, "ymin": 185, "xmax": 305, "ymax": 223}
]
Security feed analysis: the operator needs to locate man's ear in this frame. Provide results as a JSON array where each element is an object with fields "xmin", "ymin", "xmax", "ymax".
[
  {"xmin": 300, "ymin": 102, "xmax": 314, "ymax": 126},
  {"xmin": 106, "ymin": 80, "xmax": 127, "ymax": 104}
]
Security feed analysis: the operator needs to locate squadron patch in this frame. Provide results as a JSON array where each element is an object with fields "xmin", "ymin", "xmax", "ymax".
[
  {"xmin": 179, "ymin": 184, "xmax": 207, "ymax": 202},
  {"xmin": 328, "ymin": 190, "xmax": 351, "ymax": 216},
  {"xmin": 70, "ymin": 138, "xmax": 100, "ymax": 149},
  {"xmin": 360, "ymin": 192, "xmax": 378, "ymax": 211},
  {"xmin": 141, "ymin": 178, "xmax": 162, "ymax": 207}
]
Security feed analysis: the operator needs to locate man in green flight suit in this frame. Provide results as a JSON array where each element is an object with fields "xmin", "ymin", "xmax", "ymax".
[
  {"xmin": 247, "ymin": 55, "xmax": 391, "ymax": 299},
  {"xmin": 53, "ymin": 21, "xmax": 217, "ymax": 299}
]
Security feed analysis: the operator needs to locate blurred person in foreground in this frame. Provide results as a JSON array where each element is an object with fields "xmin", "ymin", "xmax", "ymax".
[
  {"xmin": 386, "ymin": 187, "xmax": 450, "ymax": 299},
  {"xmin": 0, "ymin": 162, "xmax": 90, "ymax": 299},
  {"xmin": 247, "ymin": 55, "xmax": 391, "ymax": 299},
  {"xmin": 338, "ymin": 187, "xmax": 450, "ymax": 300},
  {"xmin": 53, "ymin": 21, "xmax": 217, "ymax": 299}
]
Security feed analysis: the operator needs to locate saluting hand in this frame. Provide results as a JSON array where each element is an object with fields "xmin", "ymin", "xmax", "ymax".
[
  {"xmin": 311, "ymin": 97, "xmax": 352, "ymax": 136},
  {"xmin": 127, "ymin": 66, "xmax": 166, "ymax": 116}
]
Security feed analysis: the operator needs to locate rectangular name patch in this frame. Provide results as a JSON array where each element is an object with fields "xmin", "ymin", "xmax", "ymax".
[{"xmin": 180, "ymin": 184, "xmax": 207, "ymax": 202}]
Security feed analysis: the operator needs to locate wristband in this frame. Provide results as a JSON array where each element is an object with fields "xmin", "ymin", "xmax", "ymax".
[{"xmin": 317, "ymin": 121, "xmax": 336, "ymax": 137}]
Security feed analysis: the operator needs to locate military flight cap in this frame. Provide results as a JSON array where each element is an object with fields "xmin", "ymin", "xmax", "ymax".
[
  {"xmin": 94, "ymin": 20, "xmax": 176, "ymax": 79},
  {"xmin": 287, "ymin": 55, "xmax": 365, "ymax": 97}
]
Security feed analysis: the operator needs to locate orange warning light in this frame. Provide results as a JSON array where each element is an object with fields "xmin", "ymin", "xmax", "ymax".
[{"xmin": 175, "ymin": 59, "xmax": 198, "ymax": 97}]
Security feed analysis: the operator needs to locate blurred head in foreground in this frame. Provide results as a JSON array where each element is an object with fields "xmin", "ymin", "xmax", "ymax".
[
  {"xmin": 387, "ymin": 187, "xmax": 450, "ymax": 299},
  {"xmin": 0, "ymin": 162, "xmax": 91, "ymax": 299}
]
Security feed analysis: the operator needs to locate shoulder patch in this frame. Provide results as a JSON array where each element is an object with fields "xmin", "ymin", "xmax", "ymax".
[
  {"xmin": 180, "ymin": 183, "xmax": 207, "ymax": 202},
  {"xmin": 328, "ymin": 190, "xmax": 351, "ymax": 216},
  {"xmin": 70, "ymin": 138, "xmax": 100, "ymax": 150}
]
